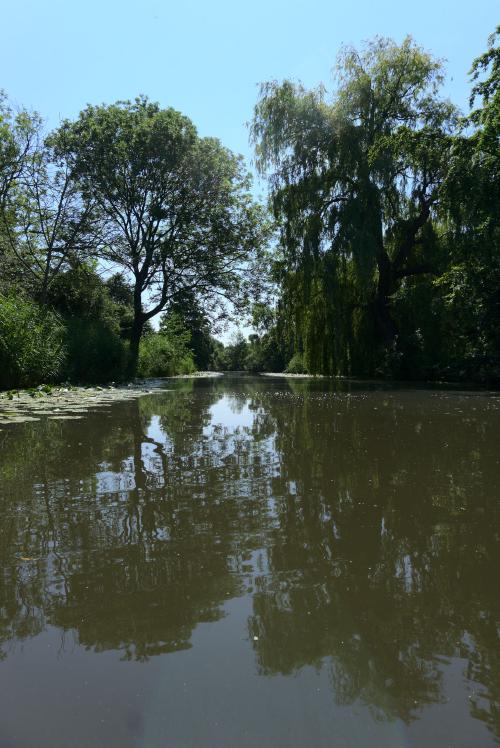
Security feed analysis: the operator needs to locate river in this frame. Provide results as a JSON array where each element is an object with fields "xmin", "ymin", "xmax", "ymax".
[{"xmin": 0, "ymin": 374, "xmax": 499, "ymax": 747}]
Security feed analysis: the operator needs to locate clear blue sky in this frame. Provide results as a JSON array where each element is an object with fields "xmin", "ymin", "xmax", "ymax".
[{"xmin": 2, "ymin": 0, "xmax": 497, "ymax": 339}]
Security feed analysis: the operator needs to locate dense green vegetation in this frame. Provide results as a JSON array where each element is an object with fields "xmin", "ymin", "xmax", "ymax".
[
  {"xmin": 251, "ymin": 29, "xmax": 499, "ymax": 381},
  {"xmin": 0, "ymin": 29, "xmax": 498, "ymax": 387},
  {"xmin": 0, "ymin": 95, "xmax": 267, "ymax": 387}
]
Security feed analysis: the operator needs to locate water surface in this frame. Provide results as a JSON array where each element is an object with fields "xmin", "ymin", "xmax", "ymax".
[{"xmin": 1, "ymin": 375, "xmax": 499, "ymax": 747}]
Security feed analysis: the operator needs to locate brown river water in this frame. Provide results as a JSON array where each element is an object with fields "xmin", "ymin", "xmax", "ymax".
[{"xmin": 0, "ymin": 374, "xmax": 499, "ymax": 747}]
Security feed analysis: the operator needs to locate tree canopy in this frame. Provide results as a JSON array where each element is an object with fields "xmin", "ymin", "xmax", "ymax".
[
  {"xmin": 0, "ymin": 29, "xmax": 498, "ymax": 387},
  {"xmin": 251, "ymin": 32, "xmax": 499, "ymax": 380},
  {"xmin": 51, "ymin": 97, "xmax": 268, "ymax": 373}
]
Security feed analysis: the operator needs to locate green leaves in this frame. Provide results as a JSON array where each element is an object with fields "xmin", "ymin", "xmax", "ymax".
[
  {"xmin": 251, "ymin": 33, "xmax": 496, "ymax": 379},
  {"xmin": 467, "ymin": 26, "xmax": 499, "ymax": 158},
  {"xmin": 0, "ymin": 293, "xmax": 66, "ymax": 388},
  {"xmin": 49, "ymin": 96, "xmax": 270, "ymax": 375}
]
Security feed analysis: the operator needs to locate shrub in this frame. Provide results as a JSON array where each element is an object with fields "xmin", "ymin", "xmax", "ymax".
[
  {"xmin": 285, "ymin": 352, "xmax": 308, "ymax": 374},
  {"xmin": 137, "ymin": 332, "xmax": 196, "ymax": 378},
  {"xmin": 48, "ymin": 268, "xmax": 131, "ymax": 383},
  {"xmin": 63, "ymin": 318, "xmax": 129, "ymax": 383},
  {"xmin": 0, "ymin": 293, "xmax": 67, "ymax": 388}
]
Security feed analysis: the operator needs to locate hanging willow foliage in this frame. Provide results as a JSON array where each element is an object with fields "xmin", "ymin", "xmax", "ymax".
[{"xmin": 252, "ymin": 36, "xmax": 467, "ymax": 378}]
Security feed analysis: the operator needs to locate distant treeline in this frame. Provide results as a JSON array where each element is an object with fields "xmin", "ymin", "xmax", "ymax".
[{"xmin": 0, "ymin": 29, "xmax": 498, "ymax": 387}]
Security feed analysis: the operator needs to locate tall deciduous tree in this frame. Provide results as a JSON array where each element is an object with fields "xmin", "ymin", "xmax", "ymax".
[
  {"xmin": 468, "ymin": 25, "xmax": 499, "ymax": 152},
  {"xmin": 0, "ymin": 92, "xmax": 39, "ymax": 215},
  {"xmin": 0, "ymin": 95, "xmax": 99, "ymax": 301},
  {"xmin": 4, "ymin": 141, "xmax": 100, "ymax": 304},
  {"xmin": 252, "ymin": 37, "xmax": 456, "ymax": 369},
  {"xmin": 0, "ymin": 93, "xmax": 40, "ymax": 288},
  {"xmin": 436, "ymin": 27, "xmax": 500, "ymax": 378},
  {"xmin": 52, "ymin": 97, "xmax": 268, "ymax": 374}
]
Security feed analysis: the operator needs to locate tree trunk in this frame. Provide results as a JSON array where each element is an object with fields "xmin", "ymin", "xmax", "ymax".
[{"xmin": 128, "ymin": 314, "xmax": 143, "ymax": 379}]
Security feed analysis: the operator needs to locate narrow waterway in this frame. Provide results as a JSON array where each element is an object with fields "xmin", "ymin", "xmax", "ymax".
[{"xmin": 0, "ymin": 375, "xmax": 499, "ymax": 747}]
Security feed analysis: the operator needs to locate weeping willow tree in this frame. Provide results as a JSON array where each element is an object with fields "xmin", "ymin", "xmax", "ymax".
[
  {"xmin": 252, "ymin": 36, "xmax": 457, "ymax": 376},
  {"xmin": 435, "ymin": 28, "xmax": 500, "ymax": 381}
]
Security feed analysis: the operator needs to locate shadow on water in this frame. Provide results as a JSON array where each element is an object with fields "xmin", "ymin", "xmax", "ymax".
[{"xmin": 0, "ymin": 374, "xmax": 499, "ymax": 746}]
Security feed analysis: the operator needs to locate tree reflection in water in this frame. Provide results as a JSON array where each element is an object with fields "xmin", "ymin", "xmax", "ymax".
[{"xmin": 0, "ymin": 376, "xmax": 499, "ymax": 740}]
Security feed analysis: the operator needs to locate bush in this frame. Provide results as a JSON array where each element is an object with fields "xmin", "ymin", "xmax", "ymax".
[
  {"xmin": 63, "ymin": 318, "xmax": 129, "ymax": 383},
  {"xmin": 48, "ymin": 268, "xmax": 131, "ymax": 384},
  {"xmin": 0, "ymin": 293, "xmax": 67, "ymax": 388},
  {"xmin": 137, "ymin": 332, "xmax": 196, "ymax": 378},
  {"xmin": 285, "ymin": 352, "xmax": 308, "ymax": 374}
]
